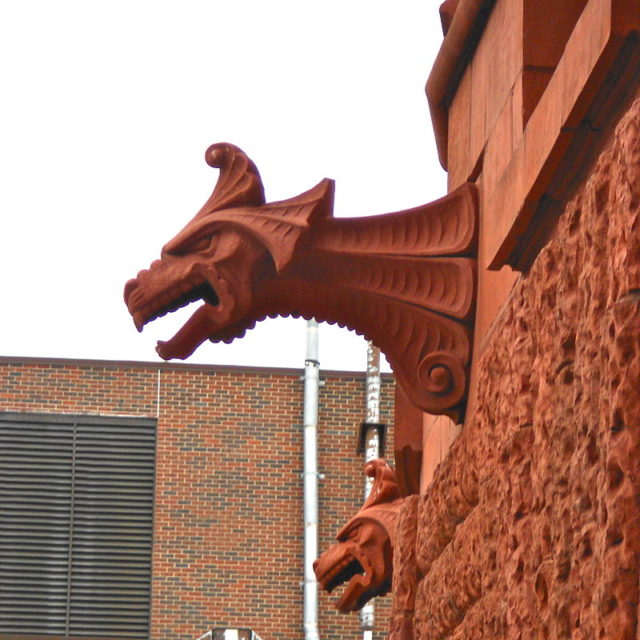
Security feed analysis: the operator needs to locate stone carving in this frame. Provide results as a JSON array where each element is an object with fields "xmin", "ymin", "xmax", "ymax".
[
  {"xmin": 314, "ymin": 459, "xmax": 404, "ymax": 612},
  {"xmin": 124, "ymin": 143, "xmax": 477, "ymax": 419}
]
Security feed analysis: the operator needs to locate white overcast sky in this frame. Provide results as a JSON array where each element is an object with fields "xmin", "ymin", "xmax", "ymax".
[{"xmin": 0, "ymin": 1, "xmax": 447, "ymax": 373}]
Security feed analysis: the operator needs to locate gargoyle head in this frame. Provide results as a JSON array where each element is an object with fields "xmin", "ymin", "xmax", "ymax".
[
  {"xmin": 314, "ymin": 459, "xmax": 403, "ymax": 612},
  {"xmin": 124, "ymin": 143, "xmax": 333, "ymax": 359}
]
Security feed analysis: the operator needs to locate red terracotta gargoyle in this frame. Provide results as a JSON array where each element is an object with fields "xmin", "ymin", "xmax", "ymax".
[
  {"xmin": 124, "ymin": 143, "xmax": 477, "ymax": 419},
  {"xmin": 313, "ymin": 459, "xmax": 404, "ymax": 612}
]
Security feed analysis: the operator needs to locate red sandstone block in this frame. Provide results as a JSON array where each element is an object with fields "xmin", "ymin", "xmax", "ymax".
[
  {"xmin": 482, "ymin": 89, "xmax": 516, "ymax": 199},
  {"xmin": 481, "ymin": 0, "xmax": 522, "ymax": 140},
  {"xmin": 521, "ymin": 71, "xmax": 574, "ymax": 205},
  {"xmin": 484, "ymin": 0, "xmax": 638, "ymax": 270},
  {"xmin": 560, "ymin": 0, "xmax": 611, "ymax": 128},
  {"xmin": 447, "ymin": 62, "xmax": 473, "ymax": 189},
  {"xmin": 468, "ymin": 54, "xmax": 487, "ymax": 177}
]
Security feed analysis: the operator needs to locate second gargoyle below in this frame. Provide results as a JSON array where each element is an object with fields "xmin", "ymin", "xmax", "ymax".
[
  {"xmin": 124, "ymin": 143, "xmax": 478, "ymax": 420},
  {"xmin": 314, "ymin": 459, "xmax": 404, "ymax": 612}
]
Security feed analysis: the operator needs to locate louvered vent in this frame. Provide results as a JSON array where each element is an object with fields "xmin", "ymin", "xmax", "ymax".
[{"xmin": 0, "ymin": 412, "xmax": 156, "ymax": 638}]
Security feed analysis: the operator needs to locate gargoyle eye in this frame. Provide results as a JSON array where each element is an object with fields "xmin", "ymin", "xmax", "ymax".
[
  {"xmin": 164, "ymin": 229, "xmax": 218, "ymax": 257},
  {"xmin": 186, "ymin": 236, "xmax": 212, "ymax": 253}
]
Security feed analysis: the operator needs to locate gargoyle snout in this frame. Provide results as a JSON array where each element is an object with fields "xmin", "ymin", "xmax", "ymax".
[
  {"xmin": 160, "ymin": 243, "xmax": 174, "ymax": 259},
  {"xmin": 126, "ymin": 260, "xmax": 164, "ymax": 295},
  {"xmin": 123, "ymin": 267, "xmax": 151, "ymax": 305},
  {"xmin": 123, "ymin": 278, "xmax": 138, "ymax": 305}
]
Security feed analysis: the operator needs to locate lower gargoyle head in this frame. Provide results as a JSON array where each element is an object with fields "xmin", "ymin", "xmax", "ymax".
[
  {"xmin": 314, "ymin": 515, "xmax": 392, "ymax": 612},
  {"xmin": 314, "ymin": 459, "xmax": 404, "ymax": 612}
]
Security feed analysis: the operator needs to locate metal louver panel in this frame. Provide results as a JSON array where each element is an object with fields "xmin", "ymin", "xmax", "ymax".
[
  {"xmin": 0, "ymin": 412, "xmax": 156, "ymax": 639},
  {"xmin": 0, "ymin": 418, "xmax": 73, "ymax": 635},
  {"xmin": 69, "ymin": 422, "xmax": 155, "ymax": 638}
]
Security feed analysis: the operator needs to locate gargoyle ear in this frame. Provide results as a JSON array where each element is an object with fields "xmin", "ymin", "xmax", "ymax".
[
  {"xmin": 201, "ymin": 143, "xmax": 333, "ymax": 273},
  {"xmin": 361, "ymin": 459, "xmax": 401, "ymax": 511},
  {"xmin": 202, "ymin": 142, "xmax": 266, "ymax": 212},
  {"xmin": 232, "ymin": 178, "xmax": 334, "ymax": 272},
  {"xmin": 202, "ymin": 177, "xmax": 335, "ymax": 273}
]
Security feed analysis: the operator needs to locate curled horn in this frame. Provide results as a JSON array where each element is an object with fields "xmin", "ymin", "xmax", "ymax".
[
  {"xmin": 362, "ymin": 459, "xmax": 402, "ymax": 510},
  {"xmin": 204, "ymin": 142, "xmax": 266, "ymax": 211}
]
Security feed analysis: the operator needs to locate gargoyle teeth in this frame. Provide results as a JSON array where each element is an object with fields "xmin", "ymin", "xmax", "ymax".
[
  {"xmin": 133, "ymin": 311, "xmax": 145, "ymax": 333},
  {"xmin": 134, "ymin": 276, "xmax": 221, "ymax": 331},
  {"xmin": 322, "ymin": 555, "xmax": 364, "ymax": 593}
]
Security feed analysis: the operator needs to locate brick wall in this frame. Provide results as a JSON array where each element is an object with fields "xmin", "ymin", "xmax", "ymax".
[{"xmin": 0, "ymin": 357, "xmax": 394, "ymax": 640}]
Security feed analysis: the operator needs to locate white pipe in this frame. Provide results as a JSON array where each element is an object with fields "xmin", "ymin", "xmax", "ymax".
[
  {"xmin": 361, "ymin": 342, "xmax": 381, "ymax": 633},
  {"xmin": 303, "ymin": 319, "xmax": 321, "ymax": 640}
]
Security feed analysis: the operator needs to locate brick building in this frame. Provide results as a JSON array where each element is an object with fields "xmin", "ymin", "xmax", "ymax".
[{"xmin": 0, "ymin": 356, "xmax": 395, "ymax": 640}]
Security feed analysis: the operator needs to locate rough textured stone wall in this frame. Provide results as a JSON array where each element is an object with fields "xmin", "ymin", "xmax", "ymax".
[
  {"xmin": 0, "ymin": 358, "xmax": 395, "ymax": 640},
  {"xmin": 392, "ymin": 95, "xmax": 640, "ymax": 639}
]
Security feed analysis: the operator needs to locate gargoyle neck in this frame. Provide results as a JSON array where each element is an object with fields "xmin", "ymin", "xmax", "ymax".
[
  {"xmin": 252, "ymin": 202, "xmax": 477, "ymax": 421},
  {"xmin": 227, "ymin": 181, "xmax": 478, "ymax": 421},
  {"xmin": 257, "ymin": 245, "xmax": 473, "ymax": 359}
]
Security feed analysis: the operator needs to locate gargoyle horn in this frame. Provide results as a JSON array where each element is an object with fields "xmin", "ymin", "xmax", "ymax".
[
  {"xmin": 337, "ymin": 459, "xmax": 403, "ymax": 542},
  {"xmin": 165, "ymin": 143, "xmax": 334, "ymax": 272},
  {"xmin": 361, "ymin": 458, "xmax": 402, "ymax": 511},
  {"xmin": 204, "ymin": 142, "xmax": 265, "ymax": 210}
]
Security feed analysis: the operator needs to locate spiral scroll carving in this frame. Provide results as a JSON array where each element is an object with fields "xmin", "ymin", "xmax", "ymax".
[{"xmin": 417, "ymin": 351, "xmax": 467, "ymax": 410}]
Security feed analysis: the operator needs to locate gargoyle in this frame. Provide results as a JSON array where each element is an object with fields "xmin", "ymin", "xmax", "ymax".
[
  {"xmin": 313, "ymin": 459, "xmax": 404, "ymax": 612},
  {"xmin": 124, "ymin": 143, "xmax": 477, "ymax": 419}
]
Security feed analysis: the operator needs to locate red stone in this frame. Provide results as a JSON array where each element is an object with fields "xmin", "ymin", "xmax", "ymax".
[
  {"xmin": 314, "ymin": 459, "xmax": 404, "ymax": 612},
  {"xmin": 124, "ymin": 143, "xmax": 478, "ymax": 420}
]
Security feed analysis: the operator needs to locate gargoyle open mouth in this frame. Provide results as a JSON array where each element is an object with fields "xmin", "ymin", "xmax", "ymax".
[
  {"xmin": 314, "ymin": 461, "xmax": 402, "ymax": 613},
  {"xmin": 124, "ymin": 262, "xmax": 241, "ymax": 361},
  {"xmin": 314, "ymin": 543, "xmax": 386, "ymax": 612},
  {"xmin": 126, "ymin": 275, "xmax": 220, "ymax": 333},
  {"xmin": 323, "ymin": 556, "xmax": 365, "ymax": 595}
]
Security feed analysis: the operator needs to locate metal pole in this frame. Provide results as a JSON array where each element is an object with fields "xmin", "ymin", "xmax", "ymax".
[
  {"xmin": 303, "ymin": 319, "xmax": 321, "ymax": 640},
  {"xmin": 361, "ymin": 342, "xmax": 381, "ymax": 638}
]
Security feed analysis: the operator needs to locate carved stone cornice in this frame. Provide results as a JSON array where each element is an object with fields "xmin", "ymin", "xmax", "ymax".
[{"xmin": 124, "ymin": 143, "xmax": 478, "ymax": 420}]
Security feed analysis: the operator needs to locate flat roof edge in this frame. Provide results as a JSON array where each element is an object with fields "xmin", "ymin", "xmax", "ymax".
[{"xmin": 0, "ymin": 354, "xmax": 395, "ymax": 380}]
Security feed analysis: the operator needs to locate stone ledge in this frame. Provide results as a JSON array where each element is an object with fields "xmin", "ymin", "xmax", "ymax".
[
  {"xmin": 486, "ymin": 0, "xmax": 640, "ymax": 270},
  {"xmin": 427, "ymin": 0, "xmax": 496, "ymax": 170}
]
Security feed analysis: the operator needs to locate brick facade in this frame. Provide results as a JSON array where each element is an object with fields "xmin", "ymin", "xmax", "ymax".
[{"xmin": 0, "ymin": 357, "xmax": 394, "ymax": 640}]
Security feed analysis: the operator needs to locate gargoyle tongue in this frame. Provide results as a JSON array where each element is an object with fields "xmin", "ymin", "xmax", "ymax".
[
  {"xmin": 314, "ymin": 545, "xmax": 374, "ymax": 612},
  {"xmin": 155, "ymin": 303, "xmax": 229, "ymax": 361},
  {"xmin": 336, "ymin": 571, "xmax": 370, "ymax": 612}
]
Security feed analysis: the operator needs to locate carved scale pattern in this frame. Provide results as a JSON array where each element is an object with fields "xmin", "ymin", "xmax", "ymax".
[
  {"xmin": 268, "ymin": 182, "xmax": 478, "ymax": 420},
  {"xmin": 294, "ymin": 254, "xmax": 475, "ymax": 320},
  {"xmin": 312, "ymin": 185, "xmax": 476, "ymax": 257}
]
